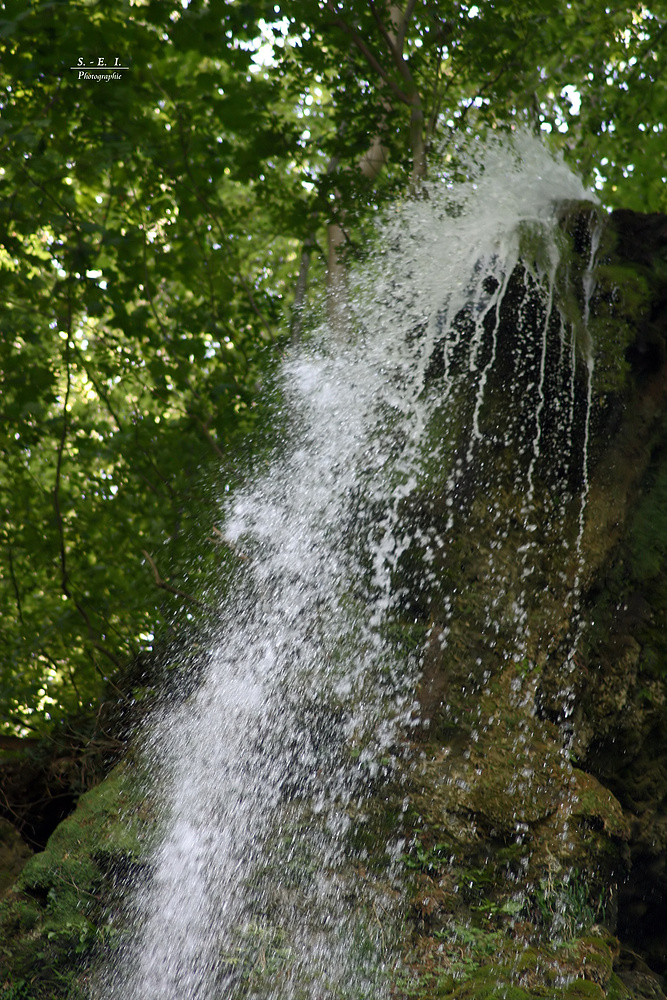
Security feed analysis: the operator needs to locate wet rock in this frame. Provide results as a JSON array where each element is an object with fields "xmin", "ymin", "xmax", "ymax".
[{"xmin": 401, "ymin": 205, "xmax": 667, "ymax": 1000}]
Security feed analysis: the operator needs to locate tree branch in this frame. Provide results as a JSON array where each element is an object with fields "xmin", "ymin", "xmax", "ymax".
[
  {"xmin": 0, "ymin": 735, "xmax": 41, "ymax": 751},
  {"xmin": 92, "ymin": 642, "xmax": 122, "ymax": 669},
  {"xmin": 236, "ymin": 270, "xmax": 277, "ymax": 345},
  {"xmin": 169, "ymin": 90, "xmax": 275, "ymax": 346},
  {"xmin": 142, "ymin": 238, "xmax": 171, "ymax": 341},
  {"xmin": 396, "ymin": 0, "xmax": 418, "ymax": 55},
  {"xmin": 6, "ymin": 540, "xmax": 24, "ymax": 626},
  {"xmin": 328, "ymin": 2, "xmax": 425, "ymax": 178},
  {"xmin": 368, "ymin": 0, "xmax": 401, "ymax": 64},
  {"xmin": 290, "ymin": 234, "xmax": 315, "ymax": 345},
  {"xmin": 86, "ymin": 649, "xmax": 127, "ymax": 699},
  {"xmin": 368, "ymin": 0, "xmax": 416, "ymax": 84},
  {"xmin": 326, "ymin": 3, "xmax": 413, "ymax": 105},
  {"xmin": 53, "ymin": 286, "xmax": 73, "ymax": 605},
  {"xmin": 142, "ymin": 549, "xmax": 217, "ymax": 613},
  {"xmin": 426, "ymin": 43, "xmax": 448, "ymax": 141},
  {"xmin": 71, "ymin": 340, "xmax": 124, "ymax": 431},
  {"xmin": 191, "ymin": 414, "xmax": 225, "ymax": 460},
  {"xmin": 52, "ymin": 282, "xmax": 121, "ymax": 667}
]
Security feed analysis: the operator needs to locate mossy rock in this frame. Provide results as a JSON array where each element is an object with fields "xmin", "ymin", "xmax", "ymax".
[
  {"xmin": 569, "ymin": 771, "xmax": 630, "ymax": 840},
  {"xmin": 18, "ymin": 761, "xmax": 146, "ymax": 890},
  {"xmin": 441, "ymin": 964, "xmax": 532, "ymax": 999},
  {"xmin": 605, "ymin": 973, "xmax": 635, "ymax": 1000},
  {"xmin": 561, "ymin": 979, "xmax": 606, "ymax": 1000},
  {"xmin": 0, "ymin": 760, "xmax": 151, "ymax": 999},
  {"xmin": 0, "ymin": 820, "xmax": 32, "ymax": 897},
  {"xmin": 422, "ymin": 939, "xmax": 615, "ymax": 1000},
  {"xmin": 467, "ymin": 719, "xmax": 567, "ymax": 830},
  {"xmin": 570, "ymin": 934, "xmax": 615, "ymax": 990}
]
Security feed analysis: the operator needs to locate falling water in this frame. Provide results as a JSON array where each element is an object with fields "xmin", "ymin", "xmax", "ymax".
[{"xmin": 98, "ymin": 134, "xmax": 600, "ymax": 1000}]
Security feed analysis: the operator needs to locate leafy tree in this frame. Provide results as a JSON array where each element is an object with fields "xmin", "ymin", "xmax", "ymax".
[
  {"xmin": 0, "ymin": 0, "xmax": 299, "ymax": 729},
  {"xmin": 0, "ymin": 0, "xmax": 665, "ymax": 734}
]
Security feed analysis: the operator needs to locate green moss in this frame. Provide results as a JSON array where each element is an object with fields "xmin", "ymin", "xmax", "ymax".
[
  {"xmin": 573, "ymin": 935, "xmax": 614, "ymax": 982},
  {"xmin": 0, "ymin": 761, "xmax": 150, "ymax": 1000},
  {"xmin": 569, "ymin": 771, "xmax": 629, "ymax": 840},
  {"xmin": 561, "ymin": 979, "xmax": 605, "ymax": 1000},
  {"xmin": 588, "ymin": 260, "xmax": 652, "ymax": 394},
  {"xmin": 443, "ymin": 964, "xmax": 530, "ymax": 999},
  {"xmin": 605, "ymin": 973, "xmax": 634, "ymax": 1000},
  {"xmin": 19, "ymin": 764, "xmax": 146, "ymax": 885}
]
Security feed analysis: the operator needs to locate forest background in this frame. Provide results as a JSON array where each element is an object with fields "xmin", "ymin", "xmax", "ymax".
[{"xmin": 0, "ymin": 0, "xmax": 665, "ymax": 742}]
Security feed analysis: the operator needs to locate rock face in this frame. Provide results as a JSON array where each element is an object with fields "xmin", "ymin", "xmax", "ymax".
[
  {"xmin": 395, "ymin": 207, "xmax": 667, "ymax": 1000},
  {"xmin": 1, "ymin": 208, "xmax": 667, "ymax": 1000}
]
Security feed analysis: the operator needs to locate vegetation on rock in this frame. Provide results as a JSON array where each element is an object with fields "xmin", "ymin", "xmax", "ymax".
[{"xmin": 0, "ymin": 762, "xmax": 149, "ymax": 998}]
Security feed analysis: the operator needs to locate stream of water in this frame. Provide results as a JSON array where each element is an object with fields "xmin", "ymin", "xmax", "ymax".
[{"xmin": 99, "ymin": 134, "xmax": 598, "ymax": 1000}]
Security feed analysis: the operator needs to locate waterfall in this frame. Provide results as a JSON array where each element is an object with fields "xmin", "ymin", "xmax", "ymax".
[{"xmin": 98, "ymin": 134, "xmax": 599, "ymax": 1000}]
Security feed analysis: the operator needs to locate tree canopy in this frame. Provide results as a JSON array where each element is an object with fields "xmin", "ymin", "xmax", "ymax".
[{"xmin": 1, "ymin": 0, "xmax": 665, "ymax": 734}]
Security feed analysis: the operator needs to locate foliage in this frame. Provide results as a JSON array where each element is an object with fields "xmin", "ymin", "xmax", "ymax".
[
  {"xmin": 0, "ymin": 0, "xmax": 298, "ymax": 729},
  {"xmin": 261, "ymin": 0, "xmax": 667, "ymax": 211},
  {"xmin": 1, "ymin": 0, "xmax": 666, "ymax": 731},
  {"xmin": 531, "ymin": 871, "xmax": 604, "ymax": 942}
]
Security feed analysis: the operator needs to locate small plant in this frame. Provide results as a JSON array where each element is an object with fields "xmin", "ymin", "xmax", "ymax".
[
  {"xmin": 0, "ymin": 982, "xmax": 28, "ymax": 1000},
  {"xmin": 531, "ymin": 870, "xmax": 603, "ymax": 942},
  {"xmin": 403, "ymin": 840, "xmax": 453, "ymax": 876}
]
